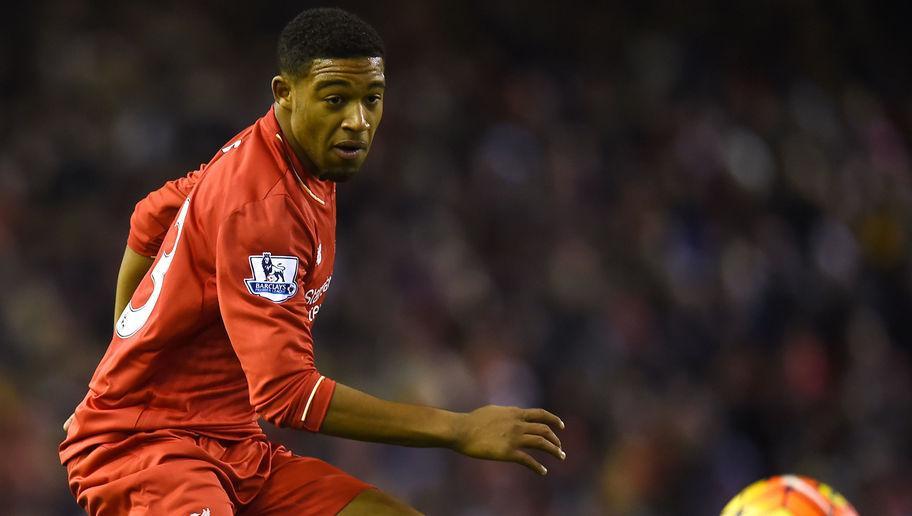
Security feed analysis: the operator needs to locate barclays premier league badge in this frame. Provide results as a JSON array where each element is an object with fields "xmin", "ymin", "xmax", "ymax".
[{"xmin": 245, "ymin": 252, "xmax": 299, "ymax": 303}]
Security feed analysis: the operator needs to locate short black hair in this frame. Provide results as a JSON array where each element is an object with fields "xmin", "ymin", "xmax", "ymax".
[{"xmin": 277, "ymin": 7, "xmax": 385, "ymax": 77}]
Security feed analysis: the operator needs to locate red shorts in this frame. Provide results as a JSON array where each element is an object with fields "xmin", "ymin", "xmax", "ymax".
[{"xmin": 65, "ymin": 430, "xmax": 373, "ymax": 515}]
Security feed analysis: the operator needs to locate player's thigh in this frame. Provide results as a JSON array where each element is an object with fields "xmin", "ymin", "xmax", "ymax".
[
  {"xmin": 68, "ymin": 440, "xmax": 235, "ymax": 516},
  {"xmin": 240, "ymin": 448, "xmax": 382, "ymax": 515},
  {"xmin": 338, "ymin": 488, "xmax": 423, "ymax": 516},
  {"xmin": 75, "ymin": 459, "xmax": 234, "ymax": 515}
]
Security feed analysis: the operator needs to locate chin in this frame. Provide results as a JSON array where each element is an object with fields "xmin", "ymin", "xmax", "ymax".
[{"xmin": 320, "ymin": 167, "xmax": 358, "ymax": 183}]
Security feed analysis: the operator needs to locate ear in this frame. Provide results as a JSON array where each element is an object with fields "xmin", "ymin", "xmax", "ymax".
[{"xmin": 271, "ymin": 75, "xmax": 293, "ymax": 110}]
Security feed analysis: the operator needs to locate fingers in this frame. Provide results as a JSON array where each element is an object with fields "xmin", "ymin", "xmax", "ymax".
[
  {"xmin": 519, "ymin": 434, "xmax": 565, "ymax": 461},
  {"xmin": 525, "ymin": 422, "xmax": 562, "ymax": 450},
  {"xmin": 522, "ymin": 408, "xmax": 564, "ymax": 430},
  {"xmin": 511, "ymin": 449, "xmax": 548, "ymax": 475}
]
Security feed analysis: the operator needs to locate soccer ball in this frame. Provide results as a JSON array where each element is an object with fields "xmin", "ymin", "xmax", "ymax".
[{"xmin": 721, "ymin": 475, "xmax": 858, "ymax": 515}]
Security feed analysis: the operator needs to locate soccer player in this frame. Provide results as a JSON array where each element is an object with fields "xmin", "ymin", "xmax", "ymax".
[{"xmin": 59, "ymin": 8, "xmax": 565, "ymax": 515}]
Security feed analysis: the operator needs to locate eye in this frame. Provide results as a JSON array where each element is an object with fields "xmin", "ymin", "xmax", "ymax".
[
  {"xmin": 366, "ymin": 94, "xmax": 382, "ymax": 105},
  {"xmin": 324, "ymin": 95, "xmax": 344, "ymax": 106}
]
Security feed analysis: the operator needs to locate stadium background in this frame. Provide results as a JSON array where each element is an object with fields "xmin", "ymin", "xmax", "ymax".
[{"xmin": 1, "ymin": 1, "xmax": 911, "ymax": 514}]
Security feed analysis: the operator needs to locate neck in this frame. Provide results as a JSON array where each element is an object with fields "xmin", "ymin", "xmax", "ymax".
[{"xmin": 273, "ymin": 103, "xmax": 320, "ymax": 178}]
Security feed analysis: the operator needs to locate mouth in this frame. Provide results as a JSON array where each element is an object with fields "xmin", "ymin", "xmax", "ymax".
[{"xmin": 332, "ymin": 140, "xmax": 368, "ymax": 160}]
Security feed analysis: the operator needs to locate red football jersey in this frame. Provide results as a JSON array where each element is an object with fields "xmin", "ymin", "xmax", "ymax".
[{"xmin": 60, "ymin": 107, "xmax": 338, "ymax": 464}]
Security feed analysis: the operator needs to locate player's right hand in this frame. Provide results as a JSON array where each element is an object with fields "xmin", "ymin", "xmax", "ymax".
[{"xmin": 451, "ymin": 405, "xmax": 565, "ymax": 475}]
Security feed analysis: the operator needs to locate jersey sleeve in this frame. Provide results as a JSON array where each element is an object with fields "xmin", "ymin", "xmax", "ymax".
[
  {"xmin": 128, "ymin": 167, "xmax": 204, "ymax": 257},
  {"xmin": 215, "ymin": 195, "xmax": 336, "ymax": 432}
]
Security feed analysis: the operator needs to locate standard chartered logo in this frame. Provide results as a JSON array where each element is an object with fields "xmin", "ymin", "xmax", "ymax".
[
  {"xmin": 304, "ymin": 275, "xmax": 332, "ymax": 321},
  {"xmin": 116, "ymin": 197, "xmax": 191, "ymax": 338}
]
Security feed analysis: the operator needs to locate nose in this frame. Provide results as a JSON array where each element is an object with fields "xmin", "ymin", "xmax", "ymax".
[{"xmin": 341, "ymin": 103, "xmax": 370, "ymax": 133}]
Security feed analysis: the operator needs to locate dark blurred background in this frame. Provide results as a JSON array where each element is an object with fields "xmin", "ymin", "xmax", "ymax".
[{"xmin": 2, "ymin": 1, "xmax": 911, "ymax": 514}]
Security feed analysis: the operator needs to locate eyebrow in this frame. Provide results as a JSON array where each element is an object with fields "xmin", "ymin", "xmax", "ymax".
[
  {"xmin": 314, "ymin": 79, "xmax": 386, "ymax": 91},
  {"xmin": 314, "ymin": 79, "xmax": 351, "ymax": 91}
]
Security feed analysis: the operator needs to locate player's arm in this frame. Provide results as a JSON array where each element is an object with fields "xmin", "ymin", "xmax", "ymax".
[
  {"xmin": 113, "ymin": 247, "xmax": 154, "ymax": 322},
  {"xmin": 217, "ymin": 197, "xmax": 348, "ymax": 431},
  {"xmin": 216, "ymin": 198, "xmax": 564, "ymax": 474},
  {"xmin": 322, "ymin": 383, "xmax": 566, "ymax": 475},
  {"xmin": 114, "ymin": 169, "xmax": 202, "ymax": 320},
  {"xmin": 127, "ymin": 168, "xmax": 203, "ymax": 257}
]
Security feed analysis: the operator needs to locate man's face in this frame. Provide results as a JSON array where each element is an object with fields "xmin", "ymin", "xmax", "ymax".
[{"xmin": 278, "ymin": 57, "xmax": 385, "ymax": 182}]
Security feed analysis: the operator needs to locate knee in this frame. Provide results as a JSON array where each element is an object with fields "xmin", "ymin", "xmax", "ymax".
[{"xmin": 338, "ymin": 488, "xmax": 422, "ymax": 516}]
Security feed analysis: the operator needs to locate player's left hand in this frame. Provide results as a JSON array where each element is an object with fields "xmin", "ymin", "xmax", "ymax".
[{"xmin": 451, "ymin": 405, "xmax": 565, "ymax": 475}]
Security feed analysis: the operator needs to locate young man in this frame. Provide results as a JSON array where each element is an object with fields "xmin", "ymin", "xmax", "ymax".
[{"xmin": 60, "ymin": 8, "xmax": 565, "ymax": 515}]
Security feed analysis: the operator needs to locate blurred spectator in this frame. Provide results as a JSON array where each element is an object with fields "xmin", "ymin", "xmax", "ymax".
[{"xmin": 1, "ymin": 1, "xmax": 910, "ymax": 514}]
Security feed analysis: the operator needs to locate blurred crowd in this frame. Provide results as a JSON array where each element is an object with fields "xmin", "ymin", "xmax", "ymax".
[{"xmin": 2, "ymin": 1, "xmax": 911, "ymax": 514}]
